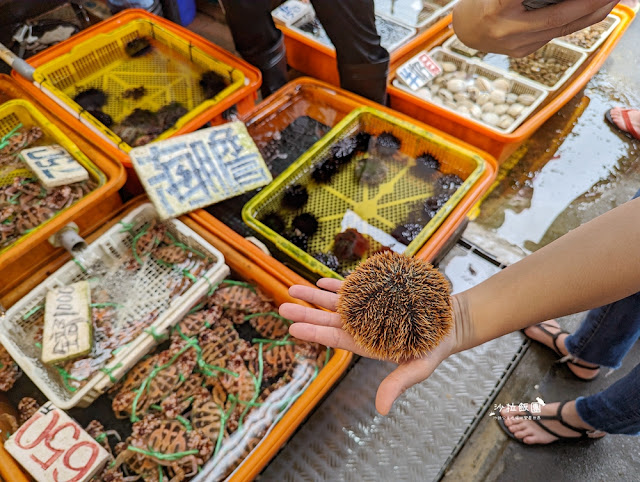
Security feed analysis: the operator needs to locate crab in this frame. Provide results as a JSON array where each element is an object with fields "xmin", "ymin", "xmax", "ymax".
[
  {"xmin": 256, "ymin": 341, "xmax": 319, "ymax": 380},
  {"xmin": 190, "ymin": 386, "xmax": 227, "ymax": 442},
  {"xmin": 172, "ymin": 306, "xmax": 222, "ymax": 339},
  {"xmin": 128, "ymin": 220, "xmax": 167, "ymax": 269},
  {"xmin": 85, "ymin": 420, "xmax": 120, "ymax": 456},
  {"xmin": 0, "ymin": 126, "xmax": 43, "ymax": 157},
  {"xmin": 113, "ymin": 415, "xmax": 213, "ymax": 482},
  {"xmin": 160, "ymin": 373, "xmax": 205, "ymax": 419},
  {"xmin": 111, "ymin": 353, "xmax": 164, "ymax": 418},
  {"xmin": 207, "ymin": 284, "xmax": 272, "ymax": 314},
  {"xmin": 199, "ymin": 320, "xmax": 256, "ymax": 372},
  {"xmin": 153, "ymin": 245, "xmax": 189, "ymax": 265},
  {"xmin": 0, "ymin": 344, "xmax": 22, "ymax": 392},
  {"xmin": 249, "ymin": 312, "xmax": 289, "ymax": 339},
  {"xmin": 220, "ymin": 355, "xmax": 257, "ymax": 432}
]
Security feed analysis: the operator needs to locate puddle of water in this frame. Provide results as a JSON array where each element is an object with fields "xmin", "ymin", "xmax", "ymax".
[{"xmin": 472, "ymin": 27, "xmax": 640, "ymax": 257}]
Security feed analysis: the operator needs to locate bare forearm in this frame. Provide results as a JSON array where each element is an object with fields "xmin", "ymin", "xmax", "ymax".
[{"xmin": 454, "ymin": 197, "xmax": 640, "ymax": 351}]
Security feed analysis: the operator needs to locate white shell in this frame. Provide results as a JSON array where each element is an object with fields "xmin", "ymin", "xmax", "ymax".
[
  {"xmin": 498, "ymin": 114, "xmax": 515, "ymax": 129},
  {"xmin": 454, "ymin": 92, "xmax": 469, "ymax": 103},
  {"xmin": 457, "ymin": 105, "xmax": 471, "ymax": 116},
  {"xmin": 453, "ymin": 71, "xmax": 467, "ymax": 80},
  {"xmin": 506, "ymin": 93, "xmax": 518, "ymax": 104},
  {"xmin": 482, "ymin": 112, "xmax": 499, "ymax": 126},
  {"xmin": 439, "ymin": 89, "xmax": 454, "ymax": 101},
  {"xmin": 470, "ymin": 105, "xmax": 483, "ymax": 119},
  {"xmin": 467, "ymin": 86, "xmax": 480, "ymax": 100},
  {"xmin": 444, "ymin": 100, "xmax": 458, "ymax": 110},
  {"xmin": 494, "ymin": 103, "xmax": 509, "ymax": 116},
  {"xmin": 446, "ymin": 79, "xmax": 466, "ymax": 93},
  {"xmin": 492, "ymin": 78, "xmax": 510, "ymax": 91},
  {"xmin": 431, "ymin": 96, "xmax": 443, "ymax": 105},
  {"xmin": 416, "ymin": 88, "xmax": 432, "ymax": 100},
  {"xmin": 475, "ymin": 76, "xmax": 492, "ymax": 91},
  {"xmin": 507, "ymin": 103, "xmax": 525, "ymax": 117},
  {"xmin": 518, "ymin": 94, "xmax": 536, "ymax": 106},
  {"xmin": 430, "ymin": 83, "xmax": 440, "ymax": 94},
  {"xmin": 442, "ymin": 61, "xmax": 457, "ymax": 73},
  {"xmin": 476, "ymin": 92, "xmax": 491, "ymax": 106},
  {"xmin": 482, "ymin": 101, "xmax": 496, "ymax": 113},
  {"xmin": 489, "ymin": 89, "xmax": 507, "ymax": 105}
]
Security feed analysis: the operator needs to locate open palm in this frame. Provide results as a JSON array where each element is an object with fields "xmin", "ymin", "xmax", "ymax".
[{"xmin": 280, "ymin": 278, "xmax": 459, "ymax": 415}]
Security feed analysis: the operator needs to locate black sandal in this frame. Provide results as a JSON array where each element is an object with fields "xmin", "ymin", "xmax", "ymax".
[
  {"xmin": 523, "ymin": 322, "xmax": 600, "ymax": 381},
  {"xmin": 497, "ymin": 401, "xmax": 605, "ymax": 444}
]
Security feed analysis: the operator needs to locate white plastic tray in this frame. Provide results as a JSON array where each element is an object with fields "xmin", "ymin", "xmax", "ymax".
[
  {"xmin": 556, "ymin": 14, "xmax": 620, "ymax": 53},
  {"xmin": 0, "ymin": 203, "xmax": 229, "ymax": 409},
  {"xmin": 393, "ymin": 48, "xmax": 548, "ymax": 134},
  {"xmin": 375, "ymin": 0, "xmax": 458, "ymax": 30}
]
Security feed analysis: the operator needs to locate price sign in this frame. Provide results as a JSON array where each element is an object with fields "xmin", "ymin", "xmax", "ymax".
[
  {"xmin": 272, "ymin": 0, "xmax": 312, "ymax": 26},
  {"xmin": 5, "ymin": 403, "xmax": 109, "ymax": 482},
  {"xmin": 396, "ymin": 51, "xmax": 443, "ymax": 91}
]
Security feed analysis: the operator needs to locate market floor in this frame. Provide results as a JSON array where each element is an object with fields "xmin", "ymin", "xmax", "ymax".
[{"xmin": 444, "ymin": 17, "xmax": 640, "ymax": 482}]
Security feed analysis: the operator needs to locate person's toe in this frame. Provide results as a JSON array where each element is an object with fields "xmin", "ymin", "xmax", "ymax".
[{"xmin": 610, "ymin": 108, "xmax": 628, "ymax": 132}]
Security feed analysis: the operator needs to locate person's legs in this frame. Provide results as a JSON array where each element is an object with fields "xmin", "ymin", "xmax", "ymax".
[
  {"xmin": 219, "ymin": 0, "xmax": 287, "ymax": 97},
  {"xmin": 311, "ymin": 0, "xmax": 390, "ymax": 103}
]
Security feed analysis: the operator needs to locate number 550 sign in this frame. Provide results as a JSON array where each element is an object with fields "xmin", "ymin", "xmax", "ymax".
[{"xmin": 5, "ymin": 403, "xmax": 109, "ymax": 482}]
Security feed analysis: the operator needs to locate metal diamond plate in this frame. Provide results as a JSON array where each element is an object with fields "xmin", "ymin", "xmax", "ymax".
[{"xmin": 261, "ymin": 244, "xmax": 526, "ymax": 481}]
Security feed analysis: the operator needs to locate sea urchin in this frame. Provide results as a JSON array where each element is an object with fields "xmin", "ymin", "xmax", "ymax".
[{"xmin": 337, "ymin": 251, "xmax": 453, "ymax": 362}]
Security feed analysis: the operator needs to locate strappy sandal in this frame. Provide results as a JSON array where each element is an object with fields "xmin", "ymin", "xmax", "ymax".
[
  {"xmin": 523, "ymin": 322, "xmax": 600, "ymax": 381},
  {"xmin": 605, "ymin": 108, "xmax": 640, "ymax": 141},
  {"xmin": 497, "ymin": 401, "xmax": 606, "ymax": 444}
]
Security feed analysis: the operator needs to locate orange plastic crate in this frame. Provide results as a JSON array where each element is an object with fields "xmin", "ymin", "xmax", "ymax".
[
  {"xmin": 0, "ymin": 75, "xmax": 125, "ymax": 301},
  {"xmin": 387, "ymin": 6, "xmax": 634, "ymax": 164},
  {"xmin": 239, "ymin": 78, "xmax": 497, "ymax": 267},
  {"xmin": 11, "ymin": 9, "xmax": 261, "ymax": 186},
  {"xmin": 279, "ymin": 13, "xmax": 452, "ymax": 86}
]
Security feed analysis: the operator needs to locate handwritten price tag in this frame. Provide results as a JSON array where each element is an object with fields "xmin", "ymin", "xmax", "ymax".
[
  {"xmin": 5, "ymin": 403, "xmax": 109, "ymax": 482},
  {"xmin": 272, "ymin": 0, "xmax": 312, "ymax": 26},
  {"xmin": 21, "ymin": 144, "xmax": 89, "ymax": 189},
  {"xmin": 396, "ymin": 51, "xmax": 443, "ymax": 91}
]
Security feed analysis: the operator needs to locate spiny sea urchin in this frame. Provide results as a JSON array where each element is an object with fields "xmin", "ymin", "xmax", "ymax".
[
  {"xmin": 411, "ymin": 153, "xmax": 440, "ymax": 178},
  {"xmin": 125, "ymin": 37, "xmax": 152, "ymax": 57},
  {"xmin": 331, "ymin": 136, "xmax": 358, "ymax": 164},
  {"xmin": 73, "ymin": 88, "xmax": 107, "ymax": 111},
  {"xmin": 391, "ymin": 223, "xmax": 423, "ymax": 245},
  {"xmin": 436, "ymin": 174, "xmax": 463, "ymax": 195},
  {"xmin": 311, "ymin": 158, "xmax": 339, "ymax": 183},
  {"xmin": 354, "ymin": 132, "xmax": 372, "ymax": 152},
  {"xmin": 312, "ymin": 252, "xmax": 340, "ymax": 271},
  {"xmin": 282, "ymin": 184, "xmax": 309, "ymax": 209},
  {"xmin": 260, "ymin": 212, "xmax": 285, "ymax": 233},
  {"xmin": 292, "ymin": 213, "xmax": 319, "ymax": 236},
  {"xmin": 337, "ymin": 251, "xmax": 453, "ymax": 362},
  {"xmin": 375, "ymin": 132, "xmax": 401, "ymax": 157}
]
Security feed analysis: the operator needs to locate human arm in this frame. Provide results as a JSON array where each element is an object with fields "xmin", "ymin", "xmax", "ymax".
[
  {"xmin": 452, "ymin": 0, "xmax": 617, "ymax": 57},
  {"xmin": 281, "ymin": 196, "xmax": 640, "ymax": 414}
]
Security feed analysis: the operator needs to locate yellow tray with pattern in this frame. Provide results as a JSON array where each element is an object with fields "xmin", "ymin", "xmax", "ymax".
[{"xmin": 242, "ymin": 106, "xmax": 486, "ymax": 279}]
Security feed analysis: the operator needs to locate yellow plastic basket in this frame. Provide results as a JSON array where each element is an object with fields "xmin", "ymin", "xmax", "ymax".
[
  {"xmin": 243, "ymin": 107, "xmax": 486, "ymax": 279},
  {"xmin": 0, "ymin": 99, "xmax": 105, "ymax": 254},
  {"xmin": 33, "ymin": 18, "xmax": 246, "ymax": 152}
]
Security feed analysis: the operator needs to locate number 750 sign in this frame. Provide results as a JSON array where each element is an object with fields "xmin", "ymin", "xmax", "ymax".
[{"xmin": 5, "ymin": 403, "xmax": 109, "ymax": 482}]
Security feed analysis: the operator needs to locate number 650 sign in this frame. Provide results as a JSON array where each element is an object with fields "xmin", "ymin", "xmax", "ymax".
[{"xmin": 5, "ymin": 403, "xmax": 109, "ymax": 482}]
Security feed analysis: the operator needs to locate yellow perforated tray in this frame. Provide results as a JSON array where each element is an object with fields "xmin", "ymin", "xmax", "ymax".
[
  {"xmin": 243, "ymin": 107, "xmax": 486, "ymax": 279},
  {"xmin": 0, "ymin": 99, "xmax": 105, "ymax": 254},
  {"xmin": 33, "ymin": 18, "xmax": 245, "ymax": 152}
]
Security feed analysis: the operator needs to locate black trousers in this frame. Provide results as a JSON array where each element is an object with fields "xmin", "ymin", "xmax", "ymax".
[{"xmin": 220, "ymin": 0, "xmax": 390, "ymax": 103}]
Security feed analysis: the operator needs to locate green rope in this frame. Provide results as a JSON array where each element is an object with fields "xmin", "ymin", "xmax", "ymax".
[
  {"xmin": 94, "ymin": 433, "xmax": 107, "ymax": 443},
  {"xmin": 221, "ymin": 279, "xmax": 256, "ymax": 292},
  {"xmin": 112, "ymin": 342, "xmax": 132, "ymax": 356},
  {"xmin": 131, "ymin": 223, "xmax": 151, "ymax": 265},
  {"xmin": 90, "ymin": 302, "xmax": 123, "ymax": 309},
  {"xmin": 19, "ymin": 177, "xmax": 38, "ymax": 185},
  {"xmin": 150, "ymin": 404, "xmax": 162, "ymax": 411},
  {"xmin": 176, "ymin": 415, "xmax": 192, "ymax": 432},
  {"xmin": 158, "ymin": 466, "xmax": 164, "ymax": 482},
  {"xmin": 165, "ymin": 232, "xmax": 206, "ymax": 259},
  {"xmin": 34, "ymin": 342, "xmax": 42, "ymax": 349},
  {"xmin": 178, "ymin": 373, "xmax": 185, "ymax": 382},
  {"xmin": 127, "ymin": 446, "xmax": 198, "ymax": 461},
  {"xmin": 324, "ymin": 347, "xmax": 331, "ymax": 367},
  {"xmin": 251, "ymin": 337, "xmax": 295, "ymax": 350},
  {"xmin": 23, "ymin": 304, "xmax": 44, "ymax": 320},
  {"xmin": 172, "ymin": 323, "xmax": 239, "ymax": 378},
  {"xmin": 243, "ymin": 312, "xmax": 292, "ymax": 325},
  {"xmin": 0, "ymin": 123, "xmax": 22, "ymax": 150},
  {"xmin": 73, "ymin": 259, "xmax": 87, "ymax": 273},
  {"xmin": 213, "ymin": 398, "xmax": 237, "ymax": 458},
  {"xmin": 238, "ymin": 342, "xmax": 264, "ymax": 430},
  {"xmin": 144, "ymin": 326, "xmax": 168, "ymax": 343},
  {"xmin": 55, "ymin": 366, "xmax": 84, "ymax": 393},
  {"xmin": 118, "ymin": 221, "xmax": 136, "ymax": 233},
  {"xmin": 188, "ymin": 302, "xmax": 206, "ymax": 315},
  {"xmin": 100, "ymin": 363, "xmax": 123, "ymax": 383},
  {"xmin": 182, "ymin": 269, "xmax": 198, "ymax": 283},
  {"xmin": 8, "ymin": 192, "xmax": 21, "ymax": 204}
]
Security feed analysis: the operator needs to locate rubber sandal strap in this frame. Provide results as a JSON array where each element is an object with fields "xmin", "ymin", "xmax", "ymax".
[
  {"xmin": 554, "ymin": 401, "xmax": 590, "ymax": 437},
  {"xmin": 568, "ymin": 360, "xmax": 600, "ymax": 371},
  {"xmin": 530, "ymin": 323, "xmax": 567, "ymax": 357},
  {"xmin": 528, "ymin": 404, "xmax": 588, "ymax": 441},
  {"xmin": 620, "ymin": 109, "xmax": 640, "ymax": 140}
]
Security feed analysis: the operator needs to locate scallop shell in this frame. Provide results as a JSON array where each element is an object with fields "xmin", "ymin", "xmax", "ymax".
[
  {"xmin": 442, "ymin": 62, "xmax": 457, "ymax": 73},
  {"xmin": 507, "ymin": 103, "xmax": 525, "ymax": 117},
  {"xmin": 470, "ymin": 105, "xmax": 483, "ymax": 119},
  {"xmin": 518, "ymin": 94, "xmax": 536, "ymax": 106},
  {"xmin": 475, "ymin": 76, "xmax": 492, "ymax": 92},
  {"xmin": 476, "ymin": 92, "xmax": 491, "ymax": 106},
  {"xmin": 492, "ymin": 78, "xmax": 510, "ymax": 91},
  {"xmin": 489, "ymin": 90, "xmax": 507, "ymax": 105},
  {"xmin": 481, "ymin": 102, "xmax": 496, "ymax": 113},
  {"xmin": 446, "ymin": 79, "xmax": 466, "ymax": 93},
  {"xmin": 506, "ymin": 93, "xmax": 519, "ymax": 104},
  {"xmin": 494, "ymin": 103, "xmax": 509, "ymax": 116},
  {"xmin": 482, "ymin": 112, "xmax": 499, "ymax": 126}
]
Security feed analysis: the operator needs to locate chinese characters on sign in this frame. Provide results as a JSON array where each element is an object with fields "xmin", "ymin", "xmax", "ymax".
[
  {"xmin": 272, "ymin": 0, "xmax": 312, "ymax": 26},
  {"xmin": 4, "ymin": 402, "xmax": 109, "ymax": 482},
  {"xmin": 42, "ymin": 281, "xmax": 93, "ymax": 365},
  {"xmin": 21, "ymin": 144, "xmax": 89, "ymax": 188},
  {"xmin": 489, "ymin": 401, "xmax": 545, "ymax": 420},
  {"xmin": 396, "ymin": 51, "xmax": 443, "ymax": 91},
  {"xmin": 131, "ymin": 122, "xmax": 272, "ymax": 220}
]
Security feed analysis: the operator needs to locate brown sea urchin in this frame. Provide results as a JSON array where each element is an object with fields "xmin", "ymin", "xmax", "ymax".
[{"xmin": 337, "ymin": 251, "xmax": 453, "ymax": 362}]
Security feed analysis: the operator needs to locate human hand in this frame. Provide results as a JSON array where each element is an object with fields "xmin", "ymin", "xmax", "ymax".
[
  {"xmin": 280, "ymin": 278, "xmax": 465, "ymax": 415},
  {"xmin": 452, "ymin": 0, "xmax": 617, "ymax": 57}
]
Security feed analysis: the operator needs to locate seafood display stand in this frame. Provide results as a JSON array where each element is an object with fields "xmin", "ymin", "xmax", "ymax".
[
  {"xmin": 11, "ymin": 9, "xmax": 262, "ymax": 193},
  {"xmin": 0, "ymin": 75, "xmax": 125, "ymax": 302},
  {"xmin": 0, "ymin": 197, "xmax": 351, "ymax": 481},
  {"xmin": 387, "ymin": 5, "xmax": 634, "ymax": 163}
]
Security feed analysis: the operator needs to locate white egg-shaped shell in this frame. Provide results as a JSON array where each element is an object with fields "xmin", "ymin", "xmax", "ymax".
[
  {"xmin": 475, "ymin": 76, "xmax": 492, "ymax": 92},
  {"xmin": 506, "ymin": 93, "xmax": 519, "ymax": 104},
  {"xmin": 482, "ymin": 101, "xmax": 496, "ymax": 113},
  {"xmin": 442, "ymin": 61, "xmax": 457, "ymax": 73},
  {"xmin": 518, "ymin": 93, "xmax": 536, "ymax": 106},
  {"xmin": 482, "ymin": 112, "xmax": 499, "ymax": 126},
  {"xmin": 507, "ymin": 103, "xmax": 525, "ymax": 117},
  {"xmin": 470, "ymin": 105, "xmax": 483, "ymax": 118},
  {"xmin": 490, "ymin": 89, "xmax": 507, "ymax": 105},
  {"xmin": 446, "ymin": 79, "xmax": 466, "ymax": 93},
  {"xmin": 492, "ymin": 78, "xmax": 510, "ymax": 92},
  {"xmin": 494, "ymin": 103, "xmax": 509, "ymax": 116},
  {"xmin": 476, "ymin": 92, "xmax": 491, "ymax": 106}
]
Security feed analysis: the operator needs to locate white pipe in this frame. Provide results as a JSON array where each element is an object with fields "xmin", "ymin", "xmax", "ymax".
[{"xmin": 49, "ymin": 223, "xmax": 88, "ymax": 254}]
